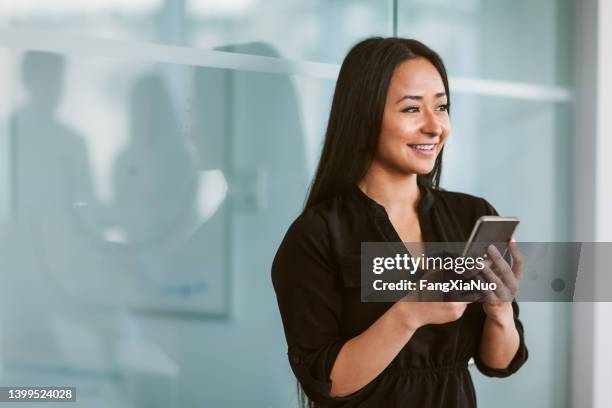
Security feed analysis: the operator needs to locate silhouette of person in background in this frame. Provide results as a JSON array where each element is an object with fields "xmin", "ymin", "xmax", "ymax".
[
  {"xmin": 10, "ymin": 51, "xmax": 93, "ymax": 217},
  {"xmin": 112, "ymin": 73, "xmax": 198, "ymax": 248},
  {"xmin": 4, "ymin": 55, "xmax": 180, "ymax": 406},
  {"xmin": 4, "ymin": 51, "xmax": 95, "ymax": 366}
]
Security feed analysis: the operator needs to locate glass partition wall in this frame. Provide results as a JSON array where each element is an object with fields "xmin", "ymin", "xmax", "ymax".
[{"xmin": 0, "ymin": 1, "xmax": 574, "ymax": 407}]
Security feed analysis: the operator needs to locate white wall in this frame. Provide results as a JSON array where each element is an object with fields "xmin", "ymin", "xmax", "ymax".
[{"xmin": 573, "ymin": 0, "xmax": 612, "ymax": 407}]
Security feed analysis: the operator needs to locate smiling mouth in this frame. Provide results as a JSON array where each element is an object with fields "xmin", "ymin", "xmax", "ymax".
[
  {"xmin": 408, "ymin": 144, "xmax": 436, "ymax": 151},
  {"xmin": 407, "ymin": 143, "xmax": 438, "ymax": 157}
]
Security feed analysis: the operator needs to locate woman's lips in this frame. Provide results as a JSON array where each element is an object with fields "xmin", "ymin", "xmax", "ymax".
[{"xmin": 408, "ymin": 143, "xmax": 437, "ymax": 157}]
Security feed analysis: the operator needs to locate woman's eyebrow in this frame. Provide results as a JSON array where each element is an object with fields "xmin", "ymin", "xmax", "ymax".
[{"xmin": 395, "ymin": 92, "xmax": 447, "ymax": 104}]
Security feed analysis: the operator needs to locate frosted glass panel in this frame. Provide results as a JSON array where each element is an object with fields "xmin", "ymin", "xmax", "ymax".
[
  {"xmin": 0, "ymin": 0, "xmax": 391, "ymax": 63},
  {"xmin": 443, "ymin": 93, "xmax": 572, "ymax": 241},
  {"xmin": 398, "ymin": 0, "xmax": 574, "ymax": 85},
  {"xmin": 442, "ymin": 92, "xmax": 573, "ymax": 408},
  {"xmin": 0, "ymin": 48, "xmax": 334, "ymax": 407}
]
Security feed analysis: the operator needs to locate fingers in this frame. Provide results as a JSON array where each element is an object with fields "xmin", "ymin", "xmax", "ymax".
[
  {"xmin": 486, "ymin": 244, "xmax": 519, "ymax": 295},
  {"xmin": 462, "ymin": 264, "xmax": 486, "ymax": 279},
  {"xmin": 480, "ymin": 265, "xmax": 503, "ymax": 288},
  {"xmin": 508, "ymin": 239, "xmax": 524, "ymax": 282},
  {"xmin": 479, "ymin": 266, "xmax": 511, "ymax": 301},
  {"xmin": 486, "ymin": 244, "xmax": 505, "ymax": 266}
]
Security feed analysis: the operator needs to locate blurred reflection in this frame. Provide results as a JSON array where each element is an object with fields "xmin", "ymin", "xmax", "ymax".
[
  {"xmin": 101, "ymin": 71, "xmax": 227, "ymax": 306},
  {"xmin": 2, "ymin": 52, "xmax": 131, "ymax": 404},
  {"xmin": 4, "ymin": 52, "xmax": 95, "ymax": 367},
  {"xmin": 2, "ymin": 52, "xmax": 127, "ymax": 404},
  {"xmin": 2, "ymin": 53, "xmax": 180, "ymax": 407},
  {"xmin": 186, "ymin": 43, "xmax": 310, "ymax": 406},
  {"xmin": 207, "ymin": 41, "xmax": 309, "ymax": 215},
  {"xmin": 0, "ymin": 42, "xmax": 311, "ymax": 406},
  {"xmin": 10, "ymin": 51, "xmax": 93, "ymax": 217},
  {"xmin": 112, "ymin": 74, "xmax": 198, "ymax": 247}
]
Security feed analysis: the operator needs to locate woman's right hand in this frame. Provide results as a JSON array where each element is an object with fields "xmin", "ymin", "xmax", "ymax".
[{"xmin": 392, "ymin": 262, "xmax": 475, "ymax": 330}]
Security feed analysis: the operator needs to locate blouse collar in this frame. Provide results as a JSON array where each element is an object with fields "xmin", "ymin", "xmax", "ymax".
[{"xmin": 347, "ymin": 180, "xmax": 434, "ymax": 218}]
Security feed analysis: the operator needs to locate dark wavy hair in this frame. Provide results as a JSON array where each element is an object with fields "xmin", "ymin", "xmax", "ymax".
[
  {"xmin": 305, "ymin": 37, "xmax": 450, "ymax": 210},
  {"xmin": 300, "ymin": 37, "xmax": 450, "ymax": 407}
]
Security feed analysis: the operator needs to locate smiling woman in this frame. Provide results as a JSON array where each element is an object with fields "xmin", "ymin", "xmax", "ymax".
[
  {"xmin": 271, "ymin": 37, "xmax": 528, "ymax": 408},
  {"xmin": 303, "ymin": 38, "xmax": 449, "ymax": 210},
  {"xmin": 374, "ymin": 56, "xmax": 450, "ymax": 181}
]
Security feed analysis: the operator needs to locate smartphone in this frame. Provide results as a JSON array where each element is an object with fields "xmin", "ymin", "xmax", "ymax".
[{"xmin": 461, "ymin": 216, "xmax": 520, "ymax": 258}]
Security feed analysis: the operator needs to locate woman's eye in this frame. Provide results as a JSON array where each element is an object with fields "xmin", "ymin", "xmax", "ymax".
[
  {"xmin": 402, "ymin": 106, "xmax": 419, "ymax": 113},
  {"xmin": 436, "ymin": 104, "xmax": 449, "ymax": 111}
]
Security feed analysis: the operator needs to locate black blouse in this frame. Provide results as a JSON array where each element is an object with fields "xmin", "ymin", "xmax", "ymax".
[{"xmin": 271, "ymin": 183, "xmax": 528, "ymax": 407}]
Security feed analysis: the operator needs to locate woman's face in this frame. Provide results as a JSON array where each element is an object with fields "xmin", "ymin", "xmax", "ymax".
[{"xmin": 374, "ymin": 57, "xmax": 450, "ymax": 176}]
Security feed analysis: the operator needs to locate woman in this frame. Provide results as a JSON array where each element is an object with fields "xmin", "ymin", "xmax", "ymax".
[{"xmin": 271, "ymin": 37, "xmax": 528, "ymax": 408}]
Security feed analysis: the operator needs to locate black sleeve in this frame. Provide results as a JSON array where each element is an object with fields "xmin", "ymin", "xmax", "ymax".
[
  {"xmin": 473, "ymin": 198, "xmax": 529, "ymax": 378},
  {"xmin": 473, "ymin": 301, "xmax": 529, "ymax": 377},
  {"xmin": 271, "ymin": 211, "xmax": 363, "ymax": 405},
  {"xmin": 481, "ymin": 198, "xmax": 499, "ymax": 217}
]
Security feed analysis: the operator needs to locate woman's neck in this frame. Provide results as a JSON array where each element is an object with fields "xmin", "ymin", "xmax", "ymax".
[{"xmin": 357, "ymin": 170, "xmax": 421, "ymax": 220}]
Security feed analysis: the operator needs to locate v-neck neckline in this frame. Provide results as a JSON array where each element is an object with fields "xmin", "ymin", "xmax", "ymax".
[{"xmin": 348, "ymin": 181, "xmax": 435, "ymax": 243}]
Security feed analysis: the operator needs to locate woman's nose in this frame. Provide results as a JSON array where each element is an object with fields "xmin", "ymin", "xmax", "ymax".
[{"xmin": 420, "ymin": 109, "xmax": 442, "ymax": 136}]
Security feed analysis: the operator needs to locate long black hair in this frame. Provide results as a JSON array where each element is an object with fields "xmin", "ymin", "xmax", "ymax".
[{"xmin": 305, "ymin": 37, "xmax": 450, "ymax": 209}]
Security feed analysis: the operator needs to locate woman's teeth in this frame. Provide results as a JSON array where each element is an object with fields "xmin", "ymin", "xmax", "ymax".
[{"xmin": 410, "ymin": 144, "xmax": 435, "ymax": 150}]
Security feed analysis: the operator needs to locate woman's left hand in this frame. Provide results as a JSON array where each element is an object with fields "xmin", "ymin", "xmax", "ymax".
[{"xmin": 479, "ymin": 240, "xmax": 524, "ymax": 317}]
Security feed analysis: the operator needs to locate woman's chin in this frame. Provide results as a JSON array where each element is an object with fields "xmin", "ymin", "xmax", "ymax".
[
  {"xmin": 399, "ymin": 156, "xmax": 438, "ymax": 175},
  {"xmin": 405, "ymin": 164, "xmax": 436, "ymax": 176},
  {"xmin": 379, "ymin": 158, "xmax": 436, "ymax": 177}
]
